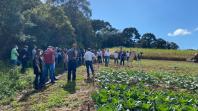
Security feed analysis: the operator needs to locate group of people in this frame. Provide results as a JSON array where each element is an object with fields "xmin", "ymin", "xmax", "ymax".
[{"xmin": 10, "ymin": 43, "xmax": 142, "ymax": 90}]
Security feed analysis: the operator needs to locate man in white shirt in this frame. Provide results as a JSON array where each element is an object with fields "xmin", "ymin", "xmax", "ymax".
[
  {"xmin": 84, "ymin": 48, "xmax": 96, "ymax": 79},
  {"xmin": 113, "ymin": 51, "xmax": 119, "ymax": 65},
  {"xmin": 104, "ymin": 49, "xmax": 111, "ymax": 67},
  {"xmin": 97, "ymin": 49, "xmax": 102, "ymax": 64}
]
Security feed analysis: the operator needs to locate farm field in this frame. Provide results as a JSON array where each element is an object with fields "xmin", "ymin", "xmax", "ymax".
[
  {"xmin": 110, "ymin": 48, "xmax": 197, "ymax": 61},
  {"xmin": 0, "ymin": 60, "xmax": 198, "ymax": 111},
  {"xmin": 93, "ymin": 60, "xmax": 198, "ymax": 110}
]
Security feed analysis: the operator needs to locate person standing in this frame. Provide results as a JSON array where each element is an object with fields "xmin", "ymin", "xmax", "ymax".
[
  {"xmin": 42, "ymin": 46, "xmax": 55, "ymax": 85},
  {"xmin": 126, "ymin": 51, "xmax": 130, "ymax": 66},
  {"xmin": 33, "ymin": 49, "xmax": 43, "ymax": 90},
  {"xmin": 10, "ymin": 45, "xmax": 19, "ymax": 66},
  {"xmin": 20, "ymin": 45, "xmax": 29, "ymax": 73},
  {"xmin": 104, "ymin": 49, "xmax": 111, "ymax": 67},
  {"xmin": 102, "ymin": 49, "xmax": 105, "ymax": 63},
  {"xmin": 67, "ymin": 43, "xmax": 78, "ymax": 82},
  {"xmin": 120, "ymin": 51, "xmax": 126, "ymax": 66},
  {"xmin": 129, "ymin": 51, "xmax": 136, "ymax": 67},
  {"xmin": 63, "ymin": 48, "xmax": 68, "ymax": 71},
  {"xmin": 113, "ymin": 51, "xmax": 119, "ymax": 65},
  {"xmin": 32, "ymin": 46, "xmax": 37, "ymax": 60},
  {"xmin": 84, "ymin": 48, "xmax": 96, "ymax": 79},
  {"xmin": 97, "ymin": 49, "xmax": 102, "ymax": 64}
]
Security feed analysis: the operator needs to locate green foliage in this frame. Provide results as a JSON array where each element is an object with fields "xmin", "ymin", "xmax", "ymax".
[
  {"xmin": 0, "ymin": 0, "xmax": 180, "ymax": 60},
  {"xmin": 92, "ymin": 69, "xmax": 198, "ymax": 111},
  {"xmin": 0, "ymin": 68, "xmax": 34, "ymax": 104}
]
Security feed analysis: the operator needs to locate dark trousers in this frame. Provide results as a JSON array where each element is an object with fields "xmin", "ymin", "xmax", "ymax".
[
  {"xmin": 68, "ymin": 60, "xmax": 77, "ymax": 81},
  {"xmin": 120, "ymin": 58, "xmax": 125, "ymax": 66},
  {"xmin": 114, "ymin": 58, "xmax": 118, "ymax": 64},
  {"xmin": 64, "ymin": 62, "xmax": 68, "ymax": 71},
  {"xmin": 85, "ymin": 61, "xmax": 94, "ymax": 78},
  {"xmin": 34, "ymin": 73, "xmax": 42, "ymax": 90},
  {"xmin": 21, "ymin": 60, "xmax": 28, "ymax": 73},
  {"xmin": 97, "ymin": 56, "xmax": 102, "ymax": 64}
]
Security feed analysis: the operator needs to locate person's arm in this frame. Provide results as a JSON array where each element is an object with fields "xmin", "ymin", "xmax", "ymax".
[
  {"xmin": 15, "ymin": 49, "xmax": 19, "ymax": 57},
  {"xmin": 92, "ymin": 53, "xmax": 96, "ymax": 60}
]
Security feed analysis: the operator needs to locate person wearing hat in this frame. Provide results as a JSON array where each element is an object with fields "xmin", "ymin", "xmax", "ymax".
[{"xmin": 84, "ymin": 48, "xmax": 96, "ymax": 80}]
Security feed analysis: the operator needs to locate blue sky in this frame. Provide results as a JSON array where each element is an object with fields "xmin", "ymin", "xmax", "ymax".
[{"xmin": 89, "ymin": 0, "xmax": 198, "ymax": 49}]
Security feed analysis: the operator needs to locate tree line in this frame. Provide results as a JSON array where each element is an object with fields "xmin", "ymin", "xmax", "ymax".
[{"xmin": 0, "ymin": 0, "xmax": 179, "ymax": 59}]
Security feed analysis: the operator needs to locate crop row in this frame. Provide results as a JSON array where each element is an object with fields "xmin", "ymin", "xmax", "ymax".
[{"xmin": 92, "ymin": 70, "xmax": 198, "ymax": 111}]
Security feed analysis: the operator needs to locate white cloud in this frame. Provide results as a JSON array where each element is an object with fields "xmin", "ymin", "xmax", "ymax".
[{"xmin": 168, "ymin": 28, "xmax": 191, "ymax": 37}]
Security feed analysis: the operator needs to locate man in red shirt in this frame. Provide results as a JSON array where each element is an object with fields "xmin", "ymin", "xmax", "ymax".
[{"xmin": 41, "ymin": 46, "xmax": 55, "ymax": 86}]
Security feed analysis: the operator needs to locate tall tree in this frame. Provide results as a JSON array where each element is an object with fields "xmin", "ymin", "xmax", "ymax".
[
  {"xmin": 138, "ymin": 33, "xmax": 157, "ymax": 48},
  {"xmin": 122, "ymin": 27, "xmax": 140, "ymax": 47}
]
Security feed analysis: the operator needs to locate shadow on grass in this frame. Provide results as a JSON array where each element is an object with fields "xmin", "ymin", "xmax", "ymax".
[
  {"xmin": 63, "ymin": 81, "xmax": 76, "ymax": 94},
  {"xmin": 18, "ymin": 84, "xmax": 52, "ymax": 102}
]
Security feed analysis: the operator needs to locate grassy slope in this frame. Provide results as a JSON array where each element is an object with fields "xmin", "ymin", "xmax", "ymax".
[{"xmin": 110, "ymin": 47, "xmax": 197, "ymax": 61}]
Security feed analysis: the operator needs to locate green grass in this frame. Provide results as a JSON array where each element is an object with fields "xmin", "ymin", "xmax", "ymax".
[
  {"xmin": 0, "ymin": 67, "xmax": 34, "ymax": 105},
  {"xmin": 108, "ymin": 59, "xmax": 198, "ymax": 76},
  {"xmin": 1, "ymin": 65, "xmax": 95, "ymax": 111},
  {"xmin": 110, "ymin": 47, "xmax": 197, "ymax": 61}
]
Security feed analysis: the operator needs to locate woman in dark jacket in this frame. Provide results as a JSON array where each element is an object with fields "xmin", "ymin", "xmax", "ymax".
[{"xmin": 33, "ymin": 49, "xmax": 43, "ymax": 90}]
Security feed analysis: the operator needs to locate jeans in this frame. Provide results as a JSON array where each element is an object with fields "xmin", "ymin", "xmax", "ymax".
[
  {"xmin": 85, "ymin": 61, "xmax": 94, "ymax": 78},
  {"xmin": 105, "ymin": 56, "xmax": 110, "ymax": 67},
  {"xmin": 68, "ymin": 60, "xmax": 77, "ymax": 81},
  {"xmin": 41, "ymin": 64, "xmax": 55, "ymax": 85},
  {"xmin": 11, "ymin": 60, "xmax": 17, "ymax": 66}
]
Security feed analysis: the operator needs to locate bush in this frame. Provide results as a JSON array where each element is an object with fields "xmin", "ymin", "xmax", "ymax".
[{"xmin": 0, "ymin": 67, "xmax": 34, "ymax": 104}]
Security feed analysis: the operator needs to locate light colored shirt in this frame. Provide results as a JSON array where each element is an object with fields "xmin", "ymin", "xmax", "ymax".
[
  {"xmin": 84, "ymin": 51, "xmax": 96, "ymax": 61},
  {"xmin": 97, "ymin": 51, "xmax": 102, "ymax": 56},
  {"xmin": 114, "ymin": 52, "xmax": 118, "ymax": 58},
  {"xmin": 126, "ymin": 53, "xmax": 130, "ymax": 57},
  {"xmin": 104, "ymin": 51, "xmax": 111, "ymax": 57},
  {"xmin": 11, "ymin": 48, "xmax": 19, "ymax": 60}
]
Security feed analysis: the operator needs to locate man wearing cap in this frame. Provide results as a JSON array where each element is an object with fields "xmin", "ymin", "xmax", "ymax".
[
  {"xmin": 84, "ymin": 48, "xmax": 96, "ymax": 79},
  {"xmin": 67, "ymin": 43, "xmax": 78, "ymax": 82}
]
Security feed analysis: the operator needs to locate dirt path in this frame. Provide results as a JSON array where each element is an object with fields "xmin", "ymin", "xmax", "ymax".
[{"xmin": 1, "ymin": 66, "xmax": 96, "ymax": 111}]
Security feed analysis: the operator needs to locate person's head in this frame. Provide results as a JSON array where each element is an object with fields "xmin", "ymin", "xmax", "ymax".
[
  {"xmin": 33, "ymin": 45, "xmax": 37, "ymax": 49},
  {"xmin": 36, "ymin": 49, "xmax": 41, "ymax": 56},
  {"xmin": 24, "ymin": 45, "xmax": 28, "ymax": 51},
  {"xmin": 87, "ymin": 48, "xmax": 91, "ymax": 51},
  {"xmin": 14, "ymin": 45, "xmax": 18, "ymax": 50},
  {"xmin": 72, "ymin": 43, "xmax": 77, "ymax": 49}
]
